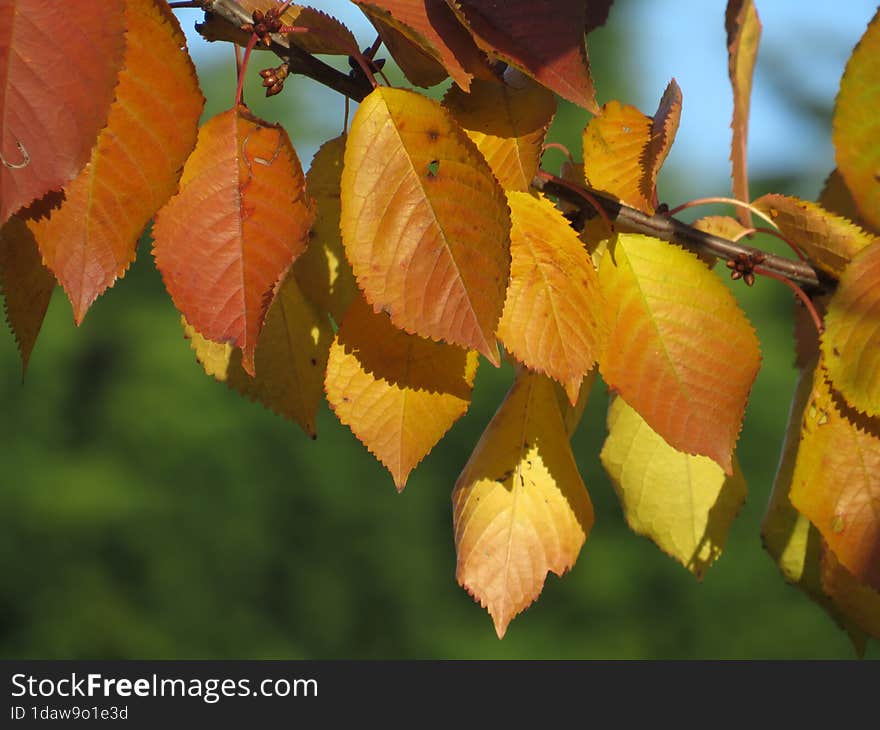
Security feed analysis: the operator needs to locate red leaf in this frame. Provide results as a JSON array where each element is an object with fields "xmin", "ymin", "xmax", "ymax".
[
  {"xmin": 153, "ymin": 107, "xmax": 315, "ymax": 376},
  {"xmin": 447, "ymin": 0, "xmax": 599, "ymax": 112},
  {"xmin": 0, "ymin": 0, "xmax": 125, "ymax": 223}
]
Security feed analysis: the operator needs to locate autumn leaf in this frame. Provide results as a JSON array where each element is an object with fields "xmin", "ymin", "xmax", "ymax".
[
  {"xmin": 725, "ymin": 0, "xmax": 761, "ymax": 226},
  {"xmin": 340, "ymin": 87, "xmax": 510, "ymax": 364},
  {"xmin": 153, "ymin": 106, "xmax": 314, "ymax": 376},
  {"xmin": 453, "ymin": 368, "xmax": 593, "ymax": 637},
  {"xmin": 598, "ymin": 233, "xmax": 761, "ymax": 473},
  {"xmin": 198, "ymin": 1, "xmax": 358, "ymax": 56},
  {"xmin": 325, "ymin": 295, "xmax": 478, "ymax": 490},
  {"xmin": 293, "ymin": 135, "xmax": 357, "ymax": 323},
  {"xmin": 444, "ymin": 70, "xmax": 556, "ymax": 192},
  {"xmin": 24, "ymin": 0, "xmax": 203, "ymax": 324},
  {"xmin": 0, "ymin": 0, "xmax": 125, "ymax": 223},
  {"xmin": 582, "ymin": 82, "xmax": 681, "ymax": 215},
  {"xmin": 753, "ymin": 194, "xmax": 876, "ymax": 278},
  {"xmin": 821, "ymin": 548, "xmax": 880, "ymax": 642},
  {"xmin": 446, "ymin": 0, "xmax": 599, "ymax": 112},
  {"xmin": 833, "ymin": 8, "xmax": 880, "ymax": 232},
  {"xmin": 556, "ymin": 368, "xmax": 596, "ymax": 439},
  {"xmin": 0, "ymin": 215, "xmax": 54, "ymax": 374},
  {"xmin": 601, "ymin": 396, "xmax": 747, "ymax": 579},
  {"xmin": 821, "ymin": 240, "xmax": 880, "ymax": 417},
  {"xmin": 184, "ymin": 273, "xmax": 332, "ymax": 438},
  {"xmin": 354, "ymin": 1, "xmax": 492, "ymax": 91},
  {"xmin": 497, "ymin": 192, "xmax": 606, "ymax": 403},
  {"xmin": 789, "ymin": 360, "xmax": 880, "ymax": 591},
  {"xmin": 820, "ymin": 168, "xmax": 875, "ymax": 234}
]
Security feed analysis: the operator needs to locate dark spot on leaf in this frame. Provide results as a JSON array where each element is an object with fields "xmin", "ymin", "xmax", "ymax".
[
  {"xmin": 427, "ymin": 160, "xmax": 440, "ymax": 178},
  {"xmin": 427, "ymin": 129, "xmax": 439, "ymax": 142},
  {"xmin": 310, "ymin": 357, "xmax": 317, "ymax": 366}
]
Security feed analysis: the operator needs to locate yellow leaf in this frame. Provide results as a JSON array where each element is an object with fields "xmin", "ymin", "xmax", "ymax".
[
  {"xmin": 294, "ymin": 135, "xmax": 358, "ymax": 323},
  {"xmin": 789, "ymin": 358, "xmax": 880, "ymax": 591},
  {"xmin": 726, "ymin": 0, "xmax": 761, "ymax": 225},
  {"xmin": 821, "ymin": 240, "xmax": 880, "ymax": 416},
  {"xmin": 601, "ymin": 396, "xmax": 746, "ymax": 579},
  {"xmin": 453, "ymin": 369, "xmax": 593, "ymax": 637},
  {"xmin": 340, "ymin": 87, "xmax": 510, "ymax": 364},
  {"xmin": 0, "ymin": 216, "xmax": 55, "ymax": 374},
  {"xmin": 833, "ymin": 8, "xmax": 880, "ymax": 232},
  {"xmin": 598, "ymin": 233, "xmax": 761, "ymax": 473},
  {"xmin": 185, "ymin": 274, "xmax": 332, "ymax": 438},
  {"xmin": 556, "ymin": 368, "xmax": 597, "ymax": 439},
  {"xmin": 325, "ymin": 296, "xmax": 478, "ymax": 490},
  {"xmin": 444, "ymin": 70, "xmax": 556, "ymax": 192},
  {"xmin": 819, "ymin": 168, "xmax": 874, "ymax": 234},
  {"xmin": 498, "ymin": 192, "xmax": 606, "ymax": 403},
  {"xmin": 753, "ymin": 194, "xmax": 876, "ymax": 278}
]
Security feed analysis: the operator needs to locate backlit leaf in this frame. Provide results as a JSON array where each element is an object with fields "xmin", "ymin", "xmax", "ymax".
[
  {"xmin": 153, "ymin": 107, "xmax": 314, "ymax": 376},
  {"xmin": 598, "ymin": 233, "xmax": 761, "ymax": 473},
  {"xmin": 293, "ymin": 135, "xmax": 357, "ymax": 323},
  {"xmin": 27, "ymin": 0, "xmax": 203, "ymax": 323},
  {"xmin": 556, "ymin": 368, "xmax": 596, "ymax": 439},
  {"xmin": 446, "ymin": 0, "xmax": 599, "ymax": 112},
  {"xmin": 833, "ymin": 8, "xmax": 880, "ymax": 232},
  {"xmin": 453, "ymin": 368, "xmax": 593, "ymax": 637},
  {"xmin": 340, "ymin": 87, "xmax": 510, "ymax": 364},
  {"xmin": 753, "ymin": 194, "xmax": 875, "ymax": 278},
  {"xmin": 821, "ymin": 548, "xmax": 880, "ymax": 642},
  {"xmin": 582, "ymin": 84, "xmax": 683, "ymax": 216},
  {"xmin": 198, "ymin": 1, "xmax": 358, "ymax": 55},
  {"xmin": 498, "ymin": 192, "xmax": 606, "ymax": 403},
  {"xmin": 325, "ymin": 295, "xmax": 478, "ymax": 490},
  {"xmin": 184, "ymin": 273, "xmax": 332, "ymax": 438},
  {"xmin": 789, "ymin": 360, "xmax": 880, "ymax": 591},
  {"xmin": 0, "ymin": 214, "xmax": 54, "ymax": 373},
  {"xmin": 820, "ymin": 168, "xmax": 874, "ymax": 234},
  {"xmin": 354, "ymin": 1, "xmax": 492, "ymax": 90},
  {"xmin": 601, "ymin": 396, "xmax": 747, "ymax": 579},
  {"xmin": 444, "ymin": 70, "xmax": 556, "ymax": 192},
  {"xmin": 725, "ymin": 0, "xmax": 761, "ymax": 226},
  {"xmin": 0, "ymin": 0, "xmax": 125, "ymax": 223},
  {"xmin": 821, "ymin": 240, "xmax": 880, "ymax": 416}
]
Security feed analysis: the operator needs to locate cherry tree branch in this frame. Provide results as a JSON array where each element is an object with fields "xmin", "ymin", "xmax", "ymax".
[
  {"xmin": 196, "ymin": 0, "xmax": 374, "ymax": 102},
  {"xmin": 532, "ymin": 173, "xmax": 831, "ymax": 295}
]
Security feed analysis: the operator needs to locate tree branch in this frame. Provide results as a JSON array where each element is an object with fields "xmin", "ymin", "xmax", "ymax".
[
  {"xmin": 533, "ymin": 173, "xmax": 832, "ymax": 295},
  {"xmin": 197, "ymin": 0, "xmax": 374, "ymax": 102}
]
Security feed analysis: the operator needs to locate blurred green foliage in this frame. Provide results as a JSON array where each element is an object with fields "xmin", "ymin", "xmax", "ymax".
[{"xmin": 0, "ymin": 6, "xmax": 874, "ymax": 659}]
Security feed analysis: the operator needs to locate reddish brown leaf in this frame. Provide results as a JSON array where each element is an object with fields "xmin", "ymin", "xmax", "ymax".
[
  {"xmin": 726, "ymin": 0, "xmax": 761, "ymax": 227},
  {"xmin": 446, "ymin": 0, "xmax": 599, "ymax": 112},
  {"xmin": 355, "ymin": 1, "xmax": 493, "ymax": 90},
  {"xmin": 645, "ymin": 79, "xmax": 683, "ymax": 209},
  {"xmin": 153, "ymin": 107, "xmax": 315, "ymax": 376},
  {"xmin": 0, "ymin": 214, "xmax": 54, "ymax": 373},
  {"xmin": 0, "ymin": 0, "xmax": 125, "ymax": 223},
  {"xmin": 820, "ymin": 168, "xmax": 874, "ymax": 234},
  {"xmin": 26, "ymin": 0, "xmax": 203, "ymax": 323}
]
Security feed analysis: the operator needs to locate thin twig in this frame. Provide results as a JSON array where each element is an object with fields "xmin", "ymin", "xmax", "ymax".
[{"xmin": 533, "ymin": 173, "xmax": 830, "ymax": 295}]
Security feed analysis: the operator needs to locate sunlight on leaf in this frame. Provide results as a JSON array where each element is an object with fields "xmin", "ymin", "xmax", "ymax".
[{"xmin": 453, "ymin": 368, "xmax": 593, "ymax": 638}]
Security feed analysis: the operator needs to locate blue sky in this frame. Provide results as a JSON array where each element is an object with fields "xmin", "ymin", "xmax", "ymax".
[{"xmin": 177, "ymin": 1, "xmax": 877, "ymax": 201}]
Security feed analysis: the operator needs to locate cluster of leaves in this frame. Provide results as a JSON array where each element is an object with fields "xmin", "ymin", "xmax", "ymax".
[{"xmin": 1, "ymin": 0, "xmax": 879, "ymax": 646}]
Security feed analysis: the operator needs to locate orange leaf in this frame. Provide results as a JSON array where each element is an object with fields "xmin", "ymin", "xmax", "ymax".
[
  {"xmin": 833, "ymin": 9, "xmax": 880, "ymax": 232},
  {"xmin": 153, "ymin": 107, "xmax": 314, "ymax": 376},
  {"xmin": 199, "ymin": 1, "xmax": 358, "ymax": 55},
  {"xmin": 26, "ymin": 0, "xmax": 203, "ymax": 324},
  {"xmin": 354, "ymin": 1, "xmax": 492, "ymax": 90},
  {"xmin": 447, "ymin": 0, "xmax": 599, "ymax": 112},
  {"xmin": 184, "ymin": 273, "xmax": 332, "ymax": 438},
  {"xmin": 598, "ymin": 233, "xmax": 761, "ymax": 473},
  {"xmin": 444, "ymin": 70, "xmax": 556, "ymax": 192},
  {"xmin": 325, "ymin": 295, "xmax": 478, "ymax": 490},
  {"xmin": 822, "ymin": 240, "xmax": 880, "ymax": 416},
  {"xmin": 725, "ymin": 0, "xmax": 761, "ymax": 226},
  {"xmin": 453, "ymin": 368, "xmax": 593, "ymax": 637},
  {"xmin": 340, "ymin": 87, "xmax": 510, "ymax": 364},
  {"xmin": 0, "ymin": 0, "xmax": 125, "ymax": 223},
  {"xmin": 821, "ymin": 548, "xmax": 880, "ymax": 642},
  {"xmin": 753, "ymin": 194, "xmax": 876, "ymax": 278},
  {"xmin": 498, "ymin": 192, "xmax": 606, "ymax": 402},
  {"xmin": 789, "ymin": 360, "xmax": 880, "ymax": 591},
  {"xmin": 582, "ymin": 85, "xmax": 683, "ymax": 216},
  {"xmin": 293, "ymin": 135, "xmax": 358, "ymax": 323},
  {"xmin": 0, "ymin": 215, "xmax": 54, "ymax": 374}
]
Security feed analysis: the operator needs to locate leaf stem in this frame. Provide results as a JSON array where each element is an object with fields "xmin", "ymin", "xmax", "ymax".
[
  {"xmin": 753, "ymin": 266, "xmax": 825, "ymax": 334},
  {"xmin": 667, "ymin": 196, "xmax": 778, "ymax": 229}
]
